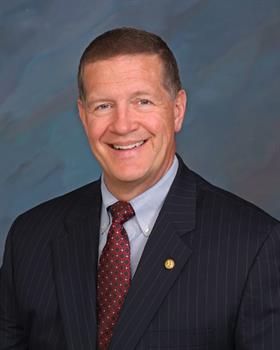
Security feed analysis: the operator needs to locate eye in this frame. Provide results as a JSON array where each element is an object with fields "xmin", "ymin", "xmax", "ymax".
[
  {"xmin": 138, "ymin": 99, "xmax": 153, "ymax": 106},
  {"xmin": 95, "ymin": 103, "xmax": 112, "ymax": 111}
]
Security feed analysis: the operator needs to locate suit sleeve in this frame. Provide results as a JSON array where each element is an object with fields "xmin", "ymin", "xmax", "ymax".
[
  {"xmin": 235, "ymin": 223, "xmax": 280, "ymax": 349},
  {"xmin": 0, "ymin": 220, "xmax": 28, "ymax": 350}
]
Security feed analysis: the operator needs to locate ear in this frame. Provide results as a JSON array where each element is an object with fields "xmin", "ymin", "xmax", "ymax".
[
  {"xmin": 77, "ymin": 98, "xmax": 89, "ymax": 136},
  {"xmin": 174, "ymin": 89, "xmax": 187, "ymax": 133}
]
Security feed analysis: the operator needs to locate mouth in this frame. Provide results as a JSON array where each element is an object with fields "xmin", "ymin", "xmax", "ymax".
[{"xmin": 110, "ymin": 140, "xmax": 147, "ymax": 150}]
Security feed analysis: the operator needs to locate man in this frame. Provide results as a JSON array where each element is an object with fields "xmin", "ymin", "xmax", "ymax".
[{"xmin": 0, "ymin": 27, "xmax": 279, "ymax": 350}]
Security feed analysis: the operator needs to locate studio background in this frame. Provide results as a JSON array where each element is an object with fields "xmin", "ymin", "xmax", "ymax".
[{"xmin": 1, "ymin": 0, "xmax": 280, "ymax": 262}]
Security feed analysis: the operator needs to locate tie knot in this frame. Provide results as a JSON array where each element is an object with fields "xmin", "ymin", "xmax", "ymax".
[{"xmin": 109, "ymin": 201, "xmax": 135, "ymax": 225}]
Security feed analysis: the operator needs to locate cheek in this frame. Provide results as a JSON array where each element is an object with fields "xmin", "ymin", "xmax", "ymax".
[
  {"xmin": 143, "ymin": 112, "xmax": 175, "ymax": 135},
  {"xmin": 155, "ymin": 117, "xmax": 176, "ymax": 140},
  {"xmin": 86, "ymin": 120, "xmax": 106, "ymax": 145}
]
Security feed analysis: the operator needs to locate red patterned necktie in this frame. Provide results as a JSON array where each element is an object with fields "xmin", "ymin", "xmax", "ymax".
[{"xmin": 97, "ymin": 201, "xmax": 135, "ymax": 350}]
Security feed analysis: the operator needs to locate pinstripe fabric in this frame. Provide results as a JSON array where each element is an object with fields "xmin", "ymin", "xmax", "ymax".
[
  {"xmin": 0, "ymin": 181, "xmax": 102, "ymax": 350},
  {"xmin": 1, "ymin": 156, "xmax": 280, "ymax": 349}
]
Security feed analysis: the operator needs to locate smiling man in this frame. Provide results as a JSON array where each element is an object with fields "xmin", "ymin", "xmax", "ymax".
[
  {"xmin": 1, "ymin": 27, "xmax": 280, "ymax": 350},
  {"xmin": 77, "ymin": 54, "xmax": 186, "ymax": 200}
]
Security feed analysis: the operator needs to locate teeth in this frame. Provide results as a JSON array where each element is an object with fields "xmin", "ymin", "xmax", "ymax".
[{"xmin": 113, "ymin": 140, "xmax": 145, "ymax": 150}]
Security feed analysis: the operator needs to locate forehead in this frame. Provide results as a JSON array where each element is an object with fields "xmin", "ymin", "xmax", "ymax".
[{"xmin": 82, "ymin": 54, "xmax": 165, "ymax": 88}]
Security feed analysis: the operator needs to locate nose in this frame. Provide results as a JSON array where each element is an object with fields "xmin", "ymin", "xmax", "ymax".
[{"xmin": 110, "ymin": 104, "xmax": 137, "ymax": 135}]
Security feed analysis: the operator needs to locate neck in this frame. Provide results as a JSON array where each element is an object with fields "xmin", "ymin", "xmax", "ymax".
[{"xmin": 105, "ymin": 182, "xmax": 147, "ymax": 202}]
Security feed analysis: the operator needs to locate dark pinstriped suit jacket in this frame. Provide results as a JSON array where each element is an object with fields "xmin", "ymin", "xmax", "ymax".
[{"xmin": 1, "ymin": 156, "xmax": 280, "ymax": 350}]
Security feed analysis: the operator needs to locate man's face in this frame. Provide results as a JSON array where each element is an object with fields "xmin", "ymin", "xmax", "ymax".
[{"xmin": 78, "ymin": 54, "xmax": 186, "ymax": 199}]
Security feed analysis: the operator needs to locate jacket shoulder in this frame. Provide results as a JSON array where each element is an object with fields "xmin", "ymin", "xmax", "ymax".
[
  {"xmin": 179, "ymin": 166, "xmax": 279, "ymax": 256},
  {"xmin": 9, "ymin": 180, "xmax": 101, "ymax": 239},
  {"xmin": 193, "ymin": 169, "xmax": 278, "ymax": 224}
]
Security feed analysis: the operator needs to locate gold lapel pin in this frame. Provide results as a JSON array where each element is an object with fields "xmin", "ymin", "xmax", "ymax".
[{"xmin": 164, "ymin": 258, "xmax": 175, "ymax": 270}]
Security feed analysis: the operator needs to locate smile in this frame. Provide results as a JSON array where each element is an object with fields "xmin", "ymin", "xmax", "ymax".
[{"xmin": 111, "ymin": 140, "xmax": 146, "ymax": 150}]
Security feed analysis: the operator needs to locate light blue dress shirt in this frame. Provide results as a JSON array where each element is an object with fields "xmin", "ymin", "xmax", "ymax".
[{"xmin": 99, "ymin": 156, "xmax": 179, "ymax": 276}]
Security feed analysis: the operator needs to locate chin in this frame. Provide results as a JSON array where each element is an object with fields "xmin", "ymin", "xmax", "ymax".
[
  {"xmin": 108, "ymin": 167, "xmax": 152, "ymax": 185},
  {"xmin": 115, "ymin": 172, "xmax": 148, "ymax": 184}
]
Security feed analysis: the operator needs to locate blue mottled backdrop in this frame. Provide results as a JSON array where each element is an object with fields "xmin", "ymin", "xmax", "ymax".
[{"xmin": 1, "ymin": 0, "xmax": 280, "ymax": 261}]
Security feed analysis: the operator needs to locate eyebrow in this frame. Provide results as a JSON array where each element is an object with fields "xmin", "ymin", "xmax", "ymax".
[
  {"xmin": 85, "ymin": 98, "xmax": 113, "ymax": 108},
  {"xmin": 87, "ymin": 90, "xmax": 154, "ymax": 104},
  {"xmin": 85, "ymin": 89, "xmax": 157, "ymax": 108},
  {"xmin": 130, "ymin": 90, "xmax": 154, "ymax": 98}
]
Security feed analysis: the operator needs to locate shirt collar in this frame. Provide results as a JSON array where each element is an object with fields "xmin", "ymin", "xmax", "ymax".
[
  {"xmin": 100, "ymin": 155, "xmax": 178, "ymax": 236},
  {"xmin": 100, "ymin": 181, "xmax": 117, "ymax": 234}
]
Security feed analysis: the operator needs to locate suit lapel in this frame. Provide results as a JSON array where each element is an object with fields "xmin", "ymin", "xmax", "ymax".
[
  {"xmin": 110, "ymin": 159, "xmax": 197, "ymax": 350},
  {"xmin": 52, "ymin": 182, "xmax": 101, "ymax": 350}
]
